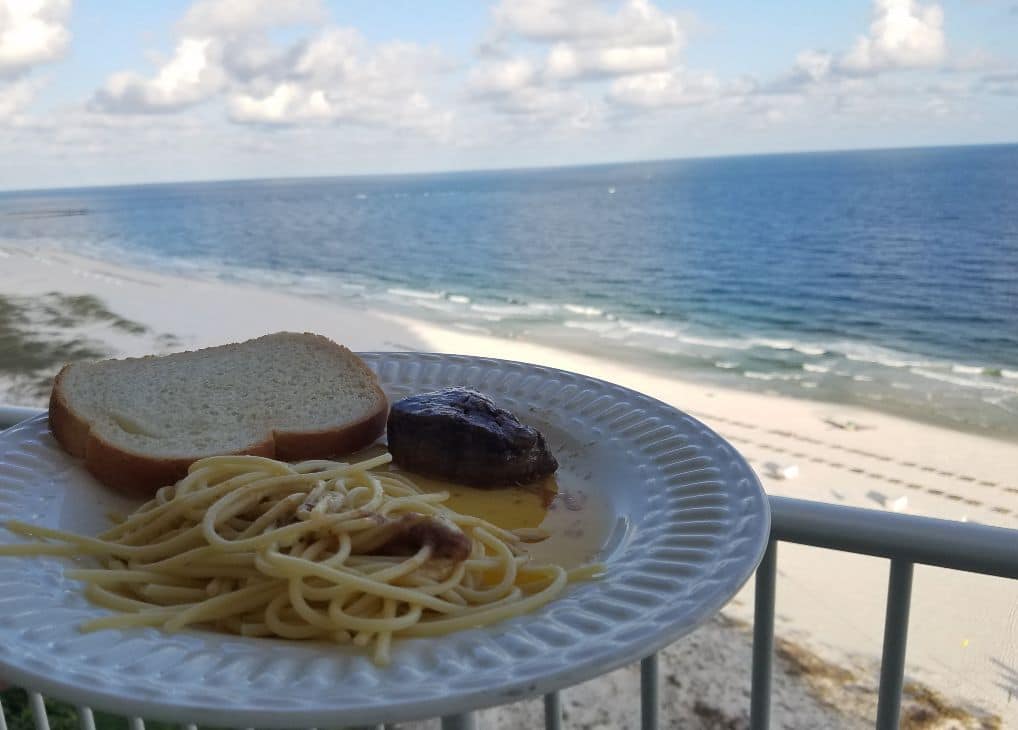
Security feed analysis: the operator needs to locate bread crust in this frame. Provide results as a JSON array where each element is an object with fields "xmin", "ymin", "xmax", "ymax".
[
  {"xmin": 47, "ymin": 333, "xmax": 389, "ymax": 497},
  {"xmin": 48, "ymin": 364, "xmax": 91, "ymax": 459}
]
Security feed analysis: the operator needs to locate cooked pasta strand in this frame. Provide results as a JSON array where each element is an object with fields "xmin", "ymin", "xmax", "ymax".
[{"xmin": 0, "ymin": 453, "xmax": 601, "ymax": 665}]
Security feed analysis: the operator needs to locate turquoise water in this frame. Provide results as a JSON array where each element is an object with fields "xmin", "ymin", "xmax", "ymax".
[{"xmin": 2, "ymin": 145, "xmax": 1016, "ymax": 437}]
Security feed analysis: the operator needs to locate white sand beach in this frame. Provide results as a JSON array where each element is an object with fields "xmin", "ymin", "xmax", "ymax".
[{"xmin": 2, "ymin": 245, "xmax": 1016, "ymax": 727}]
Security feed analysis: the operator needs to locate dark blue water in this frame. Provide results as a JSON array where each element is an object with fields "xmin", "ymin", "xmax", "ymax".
[{"xmin": 2, "ymin": 145, "xmax": 1017, "ymax": 437}]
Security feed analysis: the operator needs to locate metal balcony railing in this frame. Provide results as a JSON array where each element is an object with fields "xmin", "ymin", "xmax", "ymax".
[{"xmin": 1, "ymin": 405, "xmax": 1016, "ymax": 730}]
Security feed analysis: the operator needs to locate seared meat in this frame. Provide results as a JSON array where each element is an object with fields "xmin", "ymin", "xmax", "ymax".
[
  {"xmin": 367, "ymin": 513, "xmax": 472, "ymax": 561},
  {"xmin": 386, "ymin": 387, "xmax": 558, "ymax": 487}
]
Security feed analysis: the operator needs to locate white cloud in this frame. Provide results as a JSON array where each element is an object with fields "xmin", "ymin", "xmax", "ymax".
[
  {"xmin": 776, "ymin": 0, "xmax": 948, "ymax": 97},
  {"xmin": 0, "ymin": 77, "xmax": 35, "ymax": 118},
  {"xmin": 228, "ymin": 33, "xmax": 449, "ymax": 133},
  {"xmin": 229, "ymin": 83, "xmax": 330, "ymax": 124},
  {"xmin": 544, "ymin": 41, "xmax": 676, "ymax": 80},
  {"xmin": 0, "ymin": 0, "xmax": 70, "ymax": 77},
  {"xmin": 608, "ymin": 69, "xmax": 720, "ymax": 108},
  {"xmin": 87, "ymin": 0, "xmax": 451, "ymax": 136},
  {"xmin": 0, "ymin": 0, "xmax": 69, "ymax": 126},
  {"xmin": 471, "ymin": 0, "xmax": 699, "ymax": 127},
  {"xmin": 468, "ymin": 58, "xmax": 537, "ymax": 96},
  {"xmin": 793, "ymin": 50, "xmax": 834, "ymax": 83},
  {"xmin": 840, "ymin": 0, "xmax": 946, "ymax": 73},
  {"xmin": 179, "ymin": 0, "xmax": 324, "ymax": 36},
  {"xmin": 492, "ymin": 0, "xmax": 680, "ymax": 47},
  {"xmin": 982, "ymin": 71, "xmax": 1018, "ymax": 96},
  {"xmin": 489, "ymin": 0, "xmax": 683, "ymax": 82},
  {"xmin": 92, "ymin": 38, "xmax": 225, "ymax": 113}
]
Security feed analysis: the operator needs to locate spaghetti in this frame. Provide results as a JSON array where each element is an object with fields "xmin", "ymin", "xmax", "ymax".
[{"xmin": 0, "ymin": 453, "xmax": 600, "ymax": 665}]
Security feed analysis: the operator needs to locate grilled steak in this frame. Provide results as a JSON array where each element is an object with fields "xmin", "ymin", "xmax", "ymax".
[{"xmin": 386, "ymin": 387, "xmax": 558, "ymax": 487}]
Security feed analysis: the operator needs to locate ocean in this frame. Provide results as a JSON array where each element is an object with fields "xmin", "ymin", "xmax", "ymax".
[{"xmin": 2, "ymin": 145, "xmax": 1017, "ymax": 439}]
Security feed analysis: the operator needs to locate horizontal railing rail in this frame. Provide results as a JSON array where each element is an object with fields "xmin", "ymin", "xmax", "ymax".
[{"xmin": 1, "ymin": 405, "xmax": 1015, "ymax": 729}]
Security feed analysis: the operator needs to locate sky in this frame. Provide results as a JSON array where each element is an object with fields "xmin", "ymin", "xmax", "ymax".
[{"xmin": 0, "ymin": 0, "xmax": 1015, "ymax": 190}]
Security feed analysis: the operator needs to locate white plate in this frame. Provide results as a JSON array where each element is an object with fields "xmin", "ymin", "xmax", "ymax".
[{"xmin": 0, "ymin": 353, "xmax": 769, "ymax": 727}]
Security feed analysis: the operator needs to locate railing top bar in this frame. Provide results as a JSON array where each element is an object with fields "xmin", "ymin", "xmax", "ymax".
[{"xmin": 769, "ymin": 495, "xmax": 1018, "ymax": 579}]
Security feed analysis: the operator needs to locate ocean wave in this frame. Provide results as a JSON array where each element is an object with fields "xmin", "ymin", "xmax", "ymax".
[
  {"xmin": 714, "ymin": 361, "xmax": 738, "ymax": 369},
  {"xmin": 1003, "ymin": 369, "xmax": 1018, "ymax": 380},
  {"xmin": 751, "ymin": 337, "xmax": 827, "ymax": 356},
  {"xmin": 803, "ymin": 363, "xmax": 829, "ymax": 374},
  {"xmin": 910, "ymin": 367, "xmax": 1018, "ymax": 393},
  {"xmin": 469, "ymin": 302, "xmax": 556, "ymax": 317},
  {"xmin": 951, "ymin": 364, "xmax": 983, "ymax": 375},
  {"xmin": 620, "ymin": 321, "xmax": 679, "ymax": 339},
  {"xmin": 387, "ymin": 287, "xmax": 444, "ymax": 300},
  {"xmin": 744, "ymin": 371, "xmax": 803, "ymax": 381},
  {"xmin": 448, "ymin": 294, "xmax": 471, "ymax": 304},
  {"xmin": 563, "ymin": 303, "xmax": 604, "ymax": 316},
  {"xmin": 842, "ymin": 349, "xmax": 934, "ymax": 369},
  {"xmin": 677, "ymin": 334, "xmax": 752, "ymax": 350},
  {"xmin": 563, "ymin": 320, "xmax": 617, "ymax": 333}
]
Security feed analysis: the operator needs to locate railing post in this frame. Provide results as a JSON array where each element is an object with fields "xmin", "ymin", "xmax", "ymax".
[
  {"xmin": 876, "ymin": 559, "xmax": 914, "ymax": 730},
  {"xmin": 750, "ymin": 539, "xmax": 777, "ymax": 730},
  {"xmin": 75, "ymin": 706, "xmax": 95, "ymax": 730},
  {"xmin": 441, "ymin": 713, "xmax": 477, "ymax": 730},
  {"xmin": 641, "ymin": 653, "xmax": 658, "ymax": 730},
  {"xmin": 543, "ymin": 691, "xmax": 562, "ymax": 730},
  {"xmin": 28, "ymin": 693, "xmax": 50, "ymax": 730}
]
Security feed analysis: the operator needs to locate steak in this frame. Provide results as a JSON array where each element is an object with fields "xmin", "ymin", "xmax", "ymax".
[{"xmin": 386, "ymin": 387, "xmax": 558, "ymax": 487}]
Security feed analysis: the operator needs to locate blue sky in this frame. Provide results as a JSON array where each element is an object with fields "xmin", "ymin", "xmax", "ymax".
[{"xmin": 0, "ymin": 0, "xmax": 1015, "ymax": 190}]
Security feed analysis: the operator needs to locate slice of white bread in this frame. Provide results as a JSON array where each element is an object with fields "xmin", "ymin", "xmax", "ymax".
[{"xmin": 48, "ymin": 332, "xmax": 388, "ymax": 496}]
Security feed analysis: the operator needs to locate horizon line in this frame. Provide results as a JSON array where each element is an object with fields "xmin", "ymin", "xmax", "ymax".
[{"xmin": 2, "ymin": 139, "xmax": 1016, "ymax": 196}]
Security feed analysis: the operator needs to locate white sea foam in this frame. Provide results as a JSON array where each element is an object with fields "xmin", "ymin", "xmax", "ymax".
[
  {"xmin": 678, "ymin": 335, "xmax": 751, "ymax": 350},
  {"xmin": 469, "ymin": 302, "xmax": 556, "ymax": 317},
  {"xmin": 563, "ymin": 304, "xmax": 603, "ymax": 316},
  {"xmin": 411, "ymin": 299, "xmax": 458, "ymax": 313},
  {"xmin": 803, "ymin": 364, "xmax": 829, "ymax": 374},
  {"xmin": 387, "ymin": 287, "xmax": 444, "ymax": 300},
  {"xmin": 743, "ymin": 371, "xmax": 802, "ymax": 381},
  {"xmin": 447, "ymin": 294, "xmax": 471, "ymax": 304},
  {"xmin": 951, "ymin": 364, "xmax": 983, "ymax": 375},
  {"xmin": 840, "ymin": 344, "xmax": 937, "ymax": 369},
  {"xmin": 845, "ymin": 352, "xmax": 909, "ymax": 368},
  {"xmin": 620, "ymin": 321, "xmax": 679, "ymax": 339},
  {"xmin": 452, "ymin": 323, "xmax": 490, "ymax": 334},
  {"xmin": 852, "ymin": 375, "xmax": 875, "ymax": 382},
  {"xmin": 714, "ymin": 361, "xmax": 738, "ymax": 369},
  {"xmin": 1003, "ymin": 369, "xmax": 1018, "ymax": 380},
  {"xmin": 563, "ymin": 320, "xmax": 617, "ymax": 333},
  {"xmin": 751, "ymin": 337, "xmax": 826, "ymax": 354},
  {"xmin": 910, "ymin": 368, "xmax": 1018, "ymax": 393}
]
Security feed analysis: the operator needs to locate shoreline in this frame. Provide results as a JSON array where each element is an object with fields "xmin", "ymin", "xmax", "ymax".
[
  {"xmin": 2, "ymin": 244, "xmax": 1017, "ymax": 721},
  {"xmin": 5, "ymin": 241, "xmax": 1016, "ymax": 445}
]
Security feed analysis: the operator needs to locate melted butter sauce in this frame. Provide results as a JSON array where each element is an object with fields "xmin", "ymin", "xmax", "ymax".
[
  {"xmin": 350, "ymin": 444, "xmax": 609, "ymax": 570},
  {"xmin": 398, "ymin": 470, "xmax": 554, "ymax": 531}
]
